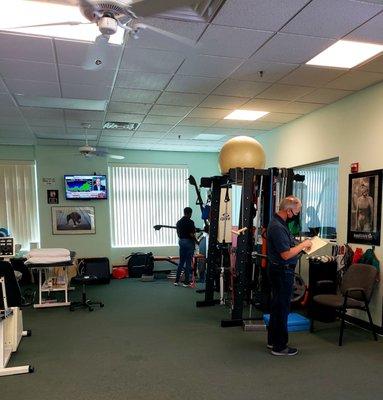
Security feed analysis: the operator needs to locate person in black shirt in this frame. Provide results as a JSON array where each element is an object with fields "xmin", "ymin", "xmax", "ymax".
[
  {"xmin": 267, "ymin": 196, "xmax": 312, "ymax": 356},
  {"xmin": 175, "ymin": 207, "xmax": 196, "ymax": 287}
]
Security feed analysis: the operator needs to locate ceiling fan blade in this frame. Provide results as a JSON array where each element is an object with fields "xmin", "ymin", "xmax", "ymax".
[
  {"xmin": 83, "ymin": 34, "xmax": 110, "ymax": 71},
  {"xmin": 5, "ymin": 21, "xmax": 91, "ymax": 29},
  {"xmin": 130, "ymin": 0, "xmax": 195, "ymax": 17},
  {"xmin": 108, "ymin": 154, "xmax": 125, "ymax": 160},
  {"xmin": 135, "ymin": 22, "xmax": 196, "ymax": 47}
]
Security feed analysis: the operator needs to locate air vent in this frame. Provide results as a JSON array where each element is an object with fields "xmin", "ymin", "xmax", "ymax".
[
  {"xmin": 156, "ymin": 0, "xmax": 226, "ymax": 22},
  {"xmin": 103, "ymin": 121, "xmax": 140, "ymax": 130}
]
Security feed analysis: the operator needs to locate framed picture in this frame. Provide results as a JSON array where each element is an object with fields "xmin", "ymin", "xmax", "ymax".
[
  {"xmin": 47, "ymin": 189, "xmax": 59, "ymax": 204},
  {"xmin": 347, "ymin": 169, "xmax": 382, "ymax": 245},
  {"xmin": 51, "ymin": 206, "xmax": 95, "ymax": 235}
]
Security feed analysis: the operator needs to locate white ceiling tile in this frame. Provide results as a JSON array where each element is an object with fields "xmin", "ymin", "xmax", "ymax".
[
  {"xmin": 204, "ymin": 127, "xmax": 245, "ymax": 135},
  {"xmin": 116, "ymin": 71, "xmax": 172, "ymax": 90},
  {"xmin": 199, "ymin": 95, "xmax": 249, "ymax": 109},
  {"xmin": 282, "ymin": 101, "xmax": 324, "ymax": 114},
  {"xmin": 59, "ymin": 65, "xmax": 116, "ymax": 86},
  {"xmin": 133, "ymin": 131, "xmax": 167, "ymax": 139},
  {"xmin": 149, "ymin": 104, "xmax": 191, "ymax": 116},
  {"xmin": 241, "ymin": 98, "xmax": 290, "ymax": 112},
  {"xmin": 64, "ymin": 109, "xmax": 105, "ymax": 121},
  {"xmin": 6, "ymin": 79, "xmax": 60, "ymax": 97},
  {"xmin": 0, "ymin": 32, "xmax": 54, "ymax": 63},
  {"xmin": 125, "ymin": 17, "xmax": 206, "ymax": 52},
  {"xmin": 212, "ymin": 120, "xmax": 252, "ymax": 129},
  {"xmin": 109, "ymin": 102, "xmax": 152, "ymax": 114},
  {"xmin": 143, "ymin": 115, "xmax": 183, "ymax": 124},
  {"xmin": 178, "ymin": 117, "xmax": 218, "ymax": 127},
  {"xmin": 213, "ymin": 0, "xmax": 310, "ymax": 31},
  {"xmin": 111, "ymin": 88, "xmax": 160, "ymax": 103},
  {"xmin": 298, "ymin": 88, "xmax": 354, "ymax": 104},
  {"xmin": 282, "ymin": 0, "xmax": 383, "ymax": 38},
  {"xmin": 32, "ymin": 126, "xmax": 66, "ymax": 135},
  {"xmin": 346, "ymin": 12, "xmax": 383, "ymax": 43},
  {"xmin": 106, "ymin": 113, "xmax": 145, "ymax": 123},
  {"xmin": 100, "ymin": 131, "xmax": 133, "ymax": 139},
  {"xmin": 171, "ymin": 126, "xmax": 206, "ymax": 134},
  {"xmin": 28, "ymin": 118, "xmax": 66, "ymax": 128},
  {"xmin": 61, "ymin": 83, "xmax": 112, "ymax": 100},
  {"xmin": 0, "ymin": 117, "xmax": 27, "ymax": 126},
  {"xmin": 357, "ymin": 54, "xmax": 383, "ymax": 73},
  {"xmin": 156, "ymin": 92, "xmax": 205, "ymax": 107},
  {"xmin": 231, "ymin": 60, "xmax": 299, "ymax": 83},
  {"xmin": 165, "ymin": 75, "xmax": 222, "ymax": 94},
  {"xmin": 178, "ymin": 55, "xmax": 244, "ymax": 78},
  {"xmin": 0, "ymin": 125, "xmax": 30, "ymax": 135},
  {"xmin": 279, "ymin": 65, "xmax": 345, "ymax": 87},
  {"xmin": 55, "ymin": 38, "xmax": 122, "ymax": 69},
  {"xmin": 188, "ymin": 108, "xmax": 232, "ymax": 118},
  {"xmin": 0, "ymin": 107, "xmax": 22, "ymax": 118},
  {"xmin": 325, "ymin": 70, "xmax": 383, "ymax": 90},
  {"xmin": 198, "ymin": 25, "xmax": 273, "ymax": 58},
  {"xmin": 129, "ymin": 137, "xmax": 159, "ymax": 145},
  {"xmin": 121, "ymin": 47, "xmax": 185, "ymax": 73},
  {"xmin": 0, "ymin": 59, "xmax": 58, "ymax": 82},
  {"xmin": 246, "ymin": 121, "xmax": 283, "ymax": 130},
  {"xmin": 252, "ymin": 33, "xmax": 335, "ymax": 64},
  {"xmin": 213, "ymin": 79, "xmax": 270, "ymax": 97},
  {"xmin": 260, "ymin": 112, "xmax": 302, "ymax": 123},
  {"xmin": 0, "ymin": 137, "xmax": 34, "ymax": 145},
  {"xmin": 256, "ymin": 84, "xmax": 314, "ymax": 101},
  {"xmin": 137, "ymin": 124, "xmax": 173, "ymax": 132},
  {"xmin": 163, "ymin": 132, "xmax": 199, "ymax": 140},
  {"xmin": 67, "ymin": 127, "xmax": 100, "ymax": 137},
  {"xmin": 0, "ymin": 93, "xmax": 14, "ymax": 106},
  {"xmin": 21, "ymin": 107, "xmax": 64, "ymax": 120},
  {"xmin": 0, "ymin": 78, "xmax": 6, "ymax": 93},
  {"xmin": 66, "ymin": 120, "xmax": 103, "ymax": 129}
]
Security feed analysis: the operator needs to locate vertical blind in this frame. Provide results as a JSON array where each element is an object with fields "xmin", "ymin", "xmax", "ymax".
[
  {"xmin": 0, "ymin": 162, "xmax": 40, "ymax": 249},
  {"xmin": 109, "ymin": 165, "xmax": 189, "ymax": 247},
  {"xmin": 294, "ymin": 161, "xmax": 339, "ymax": 233}
]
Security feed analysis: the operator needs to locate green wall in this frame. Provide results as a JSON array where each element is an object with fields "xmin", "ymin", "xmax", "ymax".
[{"xmin": 0, "ymin": 145, "xmax": 219, "ymax": 265}]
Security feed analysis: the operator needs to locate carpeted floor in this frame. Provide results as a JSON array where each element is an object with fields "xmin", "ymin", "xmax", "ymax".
[{"xmin": 2, "ymin": 279, "xmax": 382, "ymax": 400}]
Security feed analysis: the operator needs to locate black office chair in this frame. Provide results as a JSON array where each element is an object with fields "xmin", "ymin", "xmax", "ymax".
[
  {"xmin": 310, "ymin": 263, "xmax": 378, "ymax": 346},
  {"xmin": 0, "ymin": 260, "xmax": 22, "ymax": 308},
  {"xmin": 70, "ymin": 260, "xmax": 104, "ymax": 312}
]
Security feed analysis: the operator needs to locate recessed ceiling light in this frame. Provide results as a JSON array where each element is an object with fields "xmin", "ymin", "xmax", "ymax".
[
  {"xmin": 194, "ymin": 134, "xmax": 226, "ymax": 140},
  {"xmin": 224, "ymin": 110, "xmax": 269, "ymax": 121},
  {"xmin": 0, "ymin": 0, "xmax": 123, "ymax": 44},
  {"xmin": 306, "ymin": 40, "xmax": 383, "ymax": 69}
]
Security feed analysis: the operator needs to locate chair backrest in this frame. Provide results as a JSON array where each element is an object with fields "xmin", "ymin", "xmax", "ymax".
[
  {"xmin": 341, "ymin": 263, "xmax": 378, "ymax": 301},
  {"xmin": 0, "ymin": 260, "xmax": 22, "ymax": 308}
]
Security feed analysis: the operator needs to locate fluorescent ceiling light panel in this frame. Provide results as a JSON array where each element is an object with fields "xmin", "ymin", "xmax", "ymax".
[
  {"xmin": 194, "ymin": 134, "xmax": 226, "ymax": 140},
  {"xmin": 0, "ymin": 0, "xmax": 123, "ymax": 44},
  {"xmin": 224, "ymin": 110, "xmax": 269, "ymax": 121},
  {"xmin": 15, "ymin": 95, "xmax": 108, "ymax": 111},
  {"xmin": 307, "ymin": 40, "xmax": 383, "ymax": 69}
]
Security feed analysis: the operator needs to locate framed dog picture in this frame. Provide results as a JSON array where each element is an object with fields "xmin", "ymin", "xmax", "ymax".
[
  {"xmin": 51, "ymin": 206, "xmax": 96, "ymax": 235},
  {"xmin": 347, "ymin": 169, "xmax": 382, "ymax": 245}
]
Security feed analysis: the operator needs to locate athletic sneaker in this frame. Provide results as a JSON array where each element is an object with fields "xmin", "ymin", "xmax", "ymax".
[
  {"xmin": 271, "ymin": 347, "xmax": 298, "ymax": 356},
  {"xmin": 267, "ymin": 344, "xmax": 273, "ymax": 349},
  {"xmin": 174, "ymin": 282, "xmax": 179, "ymax": 286},
  {"xmin": 183, "ymin": 283, "xmax": 192, "ymax": 287}
]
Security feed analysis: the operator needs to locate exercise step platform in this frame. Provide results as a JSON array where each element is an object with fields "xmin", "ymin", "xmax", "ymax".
[{"xmin": 263, "ymin": 312, "xmax": 310, "ymax": 332}]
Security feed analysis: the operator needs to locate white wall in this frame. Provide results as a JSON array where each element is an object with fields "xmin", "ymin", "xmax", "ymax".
[{"xmin": 257, "ymin": 81, "xmax": 383, "ymax": 326}]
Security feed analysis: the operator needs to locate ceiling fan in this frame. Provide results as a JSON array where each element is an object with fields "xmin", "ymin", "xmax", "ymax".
[
  {"xmin": 15, "ymin": 0, "xmax": 197, "ymax": 70},
  {"xmin": 78, "ymin": 123, "xmax": 125, "ymax": 160}
]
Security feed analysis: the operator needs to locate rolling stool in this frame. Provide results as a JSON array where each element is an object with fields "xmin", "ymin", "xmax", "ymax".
[{"xmin": 70, "ymin": 274, "xmax": 104, "ymax": 312}]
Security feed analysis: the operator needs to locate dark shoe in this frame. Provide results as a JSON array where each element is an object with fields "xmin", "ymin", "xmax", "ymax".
[
  {"xmin": 183, "ymin": 282, "xmax": 191, "ymax": 287},
  {"xmin": 267, "ymin": 344, "xmax": 273, "ymax": 350},
  {"xmin": 174, "ymin": 282, "xmax": 179, "ymax": 286},
  {"xmin": 271, "ymin": 347, "xmax": 298, "ymax": 356}
]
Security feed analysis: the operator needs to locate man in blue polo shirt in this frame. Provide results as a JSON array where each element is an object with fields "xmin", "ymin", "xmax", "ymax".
[{"xmin": 267, "ymin": 196, "xmax": 312, "ymax": 356}]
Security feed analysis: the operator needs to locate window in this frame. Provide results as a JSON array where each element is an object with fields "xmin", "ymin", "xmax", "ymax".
[
  {"xmin": 294, "ymin": 159, "xmax": 339, "ymax": 239},
  {"xmin": 109, "ymin": 165, "xmax": 189, "ymax": 247},
  {"xmin": 0, "ymin": 161, "xmax": 40, "ymax": 249}
]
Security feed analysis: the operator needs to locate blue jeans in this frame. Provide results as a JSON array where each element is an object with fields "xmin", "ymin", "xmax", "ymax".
[
  {"xmin": 267, "ymin": 264, "xmax": 294, "ymax": 351},
  {"xmin": 176, "ymin": 239, "xmax": 195, "ymax": 284}
]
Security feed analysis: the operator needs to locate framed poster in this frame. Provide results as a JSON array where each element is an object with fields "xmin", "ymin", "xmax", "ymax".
[
  {"xmin": 347, "ymin": 169, "xmax": 382, "ymax": 245},
  {"xmin": 51, "ymin": 206, "xmax": 95, "ymax": 235}
]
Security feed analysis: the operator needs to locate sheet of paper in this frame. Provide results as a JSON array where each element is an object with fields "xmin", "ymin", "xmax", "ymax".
[{"xmin": 303, "ymin": 236, "xmax": 328, "ymax": 255}]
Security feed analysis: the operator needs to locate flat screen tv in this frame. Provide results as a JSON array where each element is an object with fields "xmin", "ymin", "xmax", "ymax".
[{"xmin": 64, "ymin": 175, "xmax": 107, "ymax": 200}]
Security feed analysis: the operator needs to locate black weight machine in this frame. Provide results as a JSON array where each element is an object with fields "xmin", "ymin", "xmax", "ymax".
[{"xmin": 196, "ymin": 167, "xmax": 305, "ymax": 328}]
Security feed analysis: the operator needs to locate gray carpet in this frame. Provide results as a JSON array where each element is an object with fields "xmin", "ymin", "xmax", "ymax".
[{"xmin": 2, "ymin": 279, "xmax": 382, "ymax": 400}]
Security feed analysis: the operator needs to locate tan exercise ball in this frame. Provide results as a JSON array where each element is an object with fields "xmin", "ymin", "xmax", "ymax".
[{"xmin": 218, "ymin": 136, "xmax": 266, "ymax": 174}]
